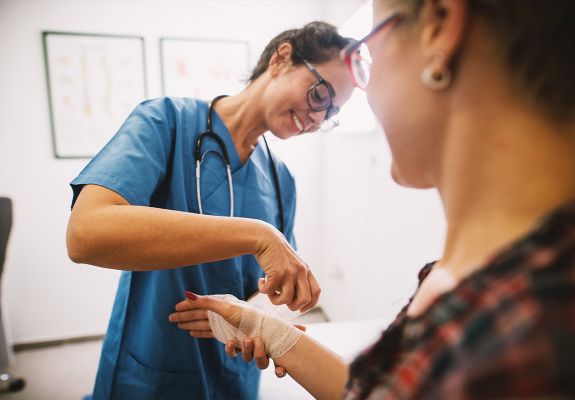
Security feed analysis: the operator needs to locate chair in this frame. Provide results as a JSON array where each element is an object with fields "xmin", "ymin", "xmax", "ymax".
[{"xmin": 0, "ymin": 197, "xmax": 25, "ymax": 393}]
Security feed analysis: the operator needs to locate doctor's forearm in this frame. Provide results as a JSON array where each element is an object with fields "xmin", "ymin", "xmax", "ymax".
[
  {"xmin": 274, "ymin": 334, "xmax": 349, "ymax": 399},
  {"xmin": 67, "ymin": 190, "xmax": 274, "ymax": 270}
]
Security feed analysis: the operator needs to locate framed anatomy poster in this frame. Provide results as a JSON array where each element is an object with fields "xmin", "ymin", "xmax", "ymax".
[
  {"xmin": 160, "ymin": 37, "xmax": 250, "ymax": 99},
  {"xmin": 43, "ymin": 32, "xmax": 147, "ymax": 158}
]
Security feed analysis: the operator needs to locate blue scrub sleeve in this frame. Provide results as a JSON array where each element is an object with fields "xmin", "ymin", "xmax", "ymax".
[{"xmin": 71, "ymin": 98, "xmax": 177, "ymax": 208}]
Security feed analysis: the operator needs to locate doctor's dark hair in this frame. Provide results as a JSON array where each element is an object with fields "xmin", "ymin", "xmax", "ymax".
[
  {"xmin": 248, "ymin": 21, "xmax": 352, "ymax": 83},
  {"xmin": 384, "ymin": 0, "xmax": 575, "ymax": 121}
]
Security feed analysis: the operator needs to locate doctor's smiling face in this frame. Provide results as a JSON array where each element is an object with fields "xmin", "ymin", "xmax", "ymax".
[
  {"xmin": 265, "ymin": 43, "xmax": 354, "ymax": 139},
  {"xmin": 248, "ymin": 21, "xmax": 354, "ymax": 140}
]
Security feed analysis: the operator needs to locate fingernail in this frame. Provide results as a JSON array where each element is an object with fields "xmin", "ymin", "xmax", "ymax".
[
  {"xmin": 245, "ymin": 339, "xmax": 252, "ymax": 347},
  {"xmin": 185, "ymin": 291, "xmax": 198, "ymax": 301}
]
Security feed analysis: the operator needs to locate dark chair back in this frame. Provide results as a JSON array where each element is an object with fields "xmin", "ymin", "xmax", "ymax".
[{"xmin": 0, "ymin": 197, "xmax": 13, "ymax": 275}]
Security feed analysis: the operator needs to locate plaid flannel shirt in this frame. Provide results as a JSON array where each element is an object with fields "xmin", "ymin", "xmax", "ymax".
[{"xmin": 344, "ymin": 200, "xmax": 575, "ymax": 399}]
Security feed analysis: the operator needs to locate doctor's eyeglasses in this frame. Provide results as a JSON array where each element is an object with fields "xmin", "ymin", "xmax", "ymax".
[
  {"xmin": 341, "ymin": 13, "xmax": 402, "ymax": 90},
  {"xmin": 300, "ymin": 59, "xmax": 340, "ymax": 132}
]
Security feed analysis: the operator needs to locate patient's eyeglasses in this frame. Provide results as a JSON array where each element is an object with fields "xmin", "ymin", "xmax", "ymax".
[{"xmin": 341, "ymin": 13, "xmax": 401, "ymax": 90}]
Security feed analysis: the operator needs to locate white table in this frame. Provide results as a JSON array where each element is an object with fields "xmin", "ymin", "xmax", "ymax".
[{"xmin": 259, "ymin": 318, "xmax": 391, "ymax": 399}]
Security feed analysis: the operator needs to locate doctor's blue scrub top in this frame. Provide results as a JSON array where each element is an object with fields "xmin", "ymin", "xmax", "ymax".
[{"xmin": 70, "ymin": 97, "xmax": 297, "ymax": 400}]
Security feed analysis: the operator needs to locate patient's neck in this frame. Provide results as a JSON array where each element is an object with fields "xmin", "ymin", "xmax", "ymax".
[{"xmin": 438, "ymin": 102, "xmax": 575, "ymax": 282}]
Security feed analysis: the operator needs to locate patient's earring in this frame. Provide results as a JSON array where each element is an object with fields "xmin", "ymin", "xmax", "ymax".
[{"xmin": 421, "ymin": 53, "xmax": 452, "ymax": 91}]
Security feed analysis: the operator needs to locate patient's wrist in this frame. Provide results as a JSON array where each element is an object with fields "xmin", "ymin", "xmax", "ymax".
[{"xmin": 207, "ymin": 294, "xmax": 304, "ymax": 359}]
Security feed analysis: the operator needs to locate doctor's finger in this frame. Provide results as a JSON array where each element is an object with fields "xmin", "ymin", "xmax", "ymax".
[
  {"xmin": 270, "ymin": 283, "xmax": 295, "ymax": 306},
  {"xmin": 258, "ymin": 275, "xmax": 282, "ymax": 297},
  {"xmin": 301, "ymin": 272, "xmax": 321, "ymax": 313},
  {"xmin": 288, "ymin": 272, "xmax": 312, "ymax": 311},
  {"xmin": 254, "ymin": 338, "xmax": 270, "ymax": 370}
]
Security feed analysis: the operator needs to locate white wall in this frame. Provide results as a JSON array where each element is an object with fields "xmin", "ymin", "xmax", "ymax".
[
  {"xmin": 0, "ymin": 0, "xmax": 365, "ymax": 344},
  {"xmin": 320, "ymin": 129, "xmax": 446, "ymax": 321}
]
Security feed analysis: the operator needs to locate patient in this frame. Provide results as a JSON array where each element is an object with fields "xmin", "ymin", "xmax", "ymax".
[{"xmin": 169, "ymin": 0, "xmax": 575, "ymax": 398}]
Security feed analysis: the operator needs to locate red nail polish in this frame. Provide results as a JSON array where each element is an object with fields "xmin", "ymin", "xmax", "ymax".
[{"xmin": 185, "ymin": 291, "xmax": 198, "ymax": 301}]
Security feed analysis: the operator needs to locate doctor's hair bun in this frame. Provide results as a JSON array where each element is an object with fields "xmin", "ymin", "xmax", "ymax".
[{"xmin": 247, "ymin": 21, "xmax": 354, "ymax": 83}]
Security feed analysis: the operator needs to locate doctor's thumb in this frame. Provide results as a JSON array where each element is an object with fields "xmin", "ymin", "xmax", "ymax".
[{"xmin": 258, "ymin": 277, "xmax": 277, "ymax": 295}]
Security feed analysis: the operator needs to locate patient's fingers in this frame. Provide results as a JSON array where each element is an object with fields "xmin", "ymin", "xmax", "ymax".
[
  {"xmin": 169, "ymin": 309, "xmax": 207, "ymax": 323},
  {"xmin": 177, "ymin": 320, "xmax": 211, "ymax": 331},
  {"xmin": 183, "ymin": 292, "xmax": 241, "ymax": 327},
  {"xmin": 174, "ymin": 299, "xmax": 197, "ymax": 312},
  {"xmin": 226, "ymin": 341, "xmax": 239, "ymax": 357},
  {"xmin": 242, "ymin": 339, "xmax": 254, "ymax": 362},
  {"xmin": 275, "ymin": 365, "xmax": 287, "ymax": 378},
  {"xmin": 253, "ymin": 338, "xmax": 270, "ymax": 370}
]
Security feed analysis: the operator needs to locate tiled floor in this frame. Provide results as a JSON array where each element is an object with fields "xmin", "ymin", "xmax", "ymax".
[{"xmin": 1, "ymin": 308, "xmax": 328, "ymax": 400}]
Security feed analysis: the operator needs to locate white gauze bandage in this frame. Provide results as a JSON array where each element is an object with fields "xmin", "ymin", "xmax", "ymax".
[{"xmin": 207, "ymin": 294, "xmax": 303, "ymax": 359}]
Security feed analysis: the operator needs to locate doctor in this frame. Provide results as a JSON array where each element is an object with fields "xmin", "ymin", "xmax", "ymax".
[{"xmin": 66, "ymin": 21, "xmax": 354, "ymax": 399}]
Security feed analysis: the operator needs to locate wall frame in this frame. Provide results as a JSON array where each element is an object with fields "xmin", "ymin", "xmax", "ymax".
[
  {"xmin": 42, "ymin": 31, "xmax": 147, "ymax": 159},
  {"xmin": 159, "ymin": 37, "xmax": 250, "ymax": 100}
]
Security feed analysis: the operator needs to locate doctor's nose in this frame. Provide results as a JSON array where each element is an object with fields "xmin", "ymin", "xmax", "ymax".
[{"xmin": 307, "ymin": 109, "xmax": 327, "ymax": 131}]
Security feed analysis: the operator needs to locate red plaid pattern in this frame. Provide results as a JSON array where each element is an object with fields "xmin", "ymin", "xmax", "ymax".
[{"xmin": 344, "ymin": 200, "xmax": 575, "ymax": 399}]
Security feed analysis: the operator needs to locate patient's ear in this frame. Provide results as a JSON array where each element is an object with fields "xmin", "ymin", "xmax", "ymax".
[{"xmin": 419, "ymin": 0, "xmax": 469, "ymax": 70}]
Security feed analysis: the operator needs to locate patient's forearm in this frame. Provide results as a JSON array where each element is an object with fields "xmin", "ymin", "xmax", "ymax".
[{"xmin": 274, "ymin": 334, "xmax": 348, "ymax": 399}]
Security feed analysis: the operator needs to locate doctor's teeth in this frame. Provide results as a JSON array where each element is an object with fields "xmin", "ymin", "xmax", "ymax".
[{"xmin": 292, "ymin": 113, "xmax": 303, "ymax": 131}]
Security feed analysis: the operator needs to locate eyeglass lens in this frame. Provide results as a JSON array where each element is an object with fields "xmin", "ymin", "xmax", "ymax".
[
  {"xmin": 308, "ymin": 82, "xmax": 332, "ymax": 111},
  {"xmin": 352, "ymin": 43, "xmax": 371, "ymax": 88}
]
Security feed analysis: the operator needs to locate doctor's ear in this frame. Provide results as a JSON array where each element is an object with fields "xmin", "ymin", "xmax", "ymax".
[{"xmin": 268, "ymin": 41, "xmax": 295, "ymax": 77}]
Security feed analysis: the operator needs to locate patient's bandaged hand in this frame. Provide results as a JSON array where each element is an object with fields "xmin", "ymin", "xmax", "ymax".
[{"xmin": 207, "ymin": 294, "xmax": 303, "ymax": 359}]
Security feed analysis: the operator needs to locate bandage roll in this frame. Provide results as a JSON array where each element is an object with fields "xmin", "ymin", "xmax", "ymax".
[{"xmin": 207, "ymin": 294, "xmax": 303, "ymax": 359}]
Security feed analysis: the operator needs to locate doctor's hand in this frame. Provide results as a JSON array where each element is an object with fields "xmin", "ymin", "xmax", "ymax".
[{"xmin": 255, "ymin": 227, "xmax": 321, "ymax": 313}]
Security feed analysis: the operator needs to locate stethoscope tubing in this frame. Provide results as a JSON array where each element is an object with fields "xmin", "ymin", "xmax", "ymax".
[
  {"xmin": 195, "ymin": 157, "xmax": 234, "ymax": 217},
  {"xmin": 195, "ymin": 95, "xmax": 284, "ymax": 234}
]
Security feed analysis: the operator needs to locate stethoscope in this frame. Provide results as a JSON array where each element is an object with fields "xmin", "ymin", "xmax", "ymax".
[{"xmin": 194, "ymin": 95, "xmax": 285, "ymax": 234}]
